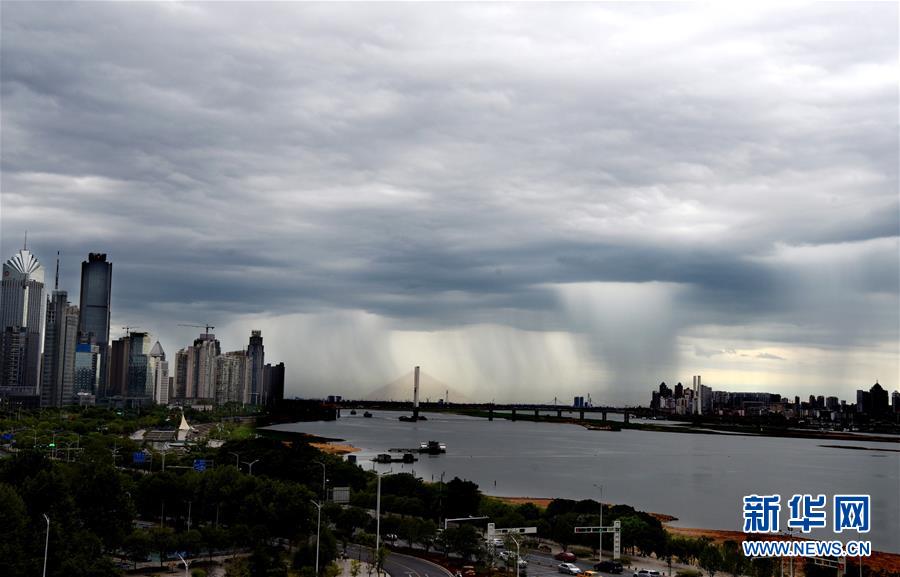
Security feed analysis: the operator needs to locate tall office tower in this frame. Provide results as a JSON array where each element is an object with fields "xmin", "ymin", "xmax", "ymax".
[
  {"xmin": 265, "ymin": 362, "xmax": 285, "ymax": 405},
  {"xmin": 247, "ymin": 330, "xmax": 265, "ymax": 405},
  {"xmin": 74, "ymin": 343, "xmax": 101, "ymax": 401},
  {"xmin": 0, "ymin": 248, "xmax": 47, "ymax": 397},
  {"xmin": 0, "ymin": 328, "xmax": 41, "ymax": 400},
  {"xmin": 869, "ymin": 382, "xmax": 889, "ymax": 417},
  {"xmin": 41, "ymin": 290, "xmax": 80, "ymax": 407},
  {"xmin": 216, "ymin": 351, "xmax": 249, "ymax": 405},
  {"xmin": 692, "ymin": 375, "xmax": 702, "ymax": 415},
  {"xmin": 149, "ymin": 341, "xmax": 169, "ymax": 405},
  {"xmin": 108, "ymin": 335, "xmax": 130, "ymax": 398},
  {"xmin": 187, "ymin": 334, "xmax": 220, "ymax": 402},
  {"xmin": 126, "ymin": 332, "xmax": 153, "ymax": 402},
  {"xmin": 78, "ymin": 253, "xmax": 112, "ymax": 396},
  {"xmin": 174, "ymin": 347, "xmax": 190, "ymax": 400}
]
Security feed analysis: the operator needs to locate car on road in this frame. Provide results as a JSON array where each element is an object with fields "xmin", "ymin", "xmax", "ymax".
[
  {"xmin": 594, "ymin": 561, "xmax": 624, "ymax": 574},
  {"xmin": 498, "ymin": 551, "xmax": 511, "ymax": 561},
  {"xmin": 554, "ymin": 551, "xmax": 578, "ymax": 562},
  {"xmin": 559, "ymin": 563, "xmax": 582, "ymax": 575},
  {"xmin": 633, "ymin": 570, "xmax": 661, "ymax": 577},
  {"xmin": 581, "ymin": 571, "xmax": 598, "ymax": 577}
]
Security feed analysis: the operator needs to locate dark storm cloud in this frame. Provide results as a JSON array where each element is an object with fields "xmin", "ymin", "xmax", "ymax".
[{"xmin": 1, "ymin": 2, "xmax": 897, "ymax": 400}]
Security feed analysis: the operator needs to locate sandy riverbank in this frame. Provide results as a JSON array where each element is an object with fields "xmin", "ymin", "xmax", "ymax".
[{"xmin": 309, "ymin": 442, "xmax": 360, "ymax": 455}]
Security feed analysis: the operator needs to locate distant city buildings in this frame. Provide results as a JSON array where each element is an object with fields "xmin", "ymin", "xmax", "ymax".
[
  {"xmin": 649, "ymin": 376, "xmax": 898, "ymax": 424},
  {"xmin": 0, "ymin": 245, "xmax": 286, "ymax": 409}
]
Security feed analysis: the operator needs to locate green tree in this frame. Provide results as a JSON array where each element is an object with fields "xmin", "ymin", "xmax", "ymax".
[
  {"xmin": 699, "ymin": 545, "xmax": 722, "ymax": 577},
  {"xmin": 0, "ymin": 484, "xmax": 28, "ymax": 576},
  {"xmin": 123, "ymin": 530, "xmax": 152, "ymax": 569}
]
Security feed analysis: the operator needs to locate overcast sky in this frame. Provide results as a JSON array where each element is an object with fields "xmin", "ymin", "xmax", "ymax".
[{"xmin": 2, "ymin": 2, "xmax": 897, "ymax": 403}]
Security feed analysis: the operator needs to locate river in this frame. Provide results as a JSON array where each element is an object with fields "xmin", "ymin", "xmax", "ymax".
[{"xmin": 267, "ymin": 411, "xmax": 900, "ymax": 553}]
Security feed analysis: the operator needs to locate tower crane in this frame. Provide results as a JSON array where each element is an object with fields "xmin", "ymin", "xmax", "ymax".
[
  {"xmin": 178, "ymin": 323, "xmax": 216, "ymax": 334},
  {"xmin": 122, "ymin": 326, "xmax": 141, "ymax": 337}
]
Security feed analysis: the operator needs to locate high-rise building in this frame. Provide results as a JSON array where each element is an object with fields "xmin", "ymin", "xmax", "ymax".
[
  {"xmin": 149, "ymin": 341, "xmax": 169, "ymax": 405},
  {"xmin": 691, "ymin": 375, "xmax": 702, "ymax": 414},
  {"xmin": 78, "ymin": 253, "xmax": 112, "ymax": 396},
  {"xmin": 856, "ymin": 389, "xmax": 870, "ymax": 413},
  {"xmin": 265, "ymin": 362, "xmax": 285, "ymax": 405},
  {"xmin": 41, "ymin": 290, "xmax": 79, "ymax": 407},
  {"xmin": 674, "ymin": 382, "xmax": 683, "ymax": 398},
  {"xmin": 174, "ymin": 347, "xmax": 190, "ymax": 400},
  {"xmin": 892, "ymin": 390, "xmax": 900, "ymax": 413},
  {"xmin": 108, "ymin": 335, "xmax": 130, "ymax": 398},
  {"xmin": 0, "ymin": 327, "xmax": 41, "ymax": 401},
  {"xmin": 247, "ymin": 330, "xmax": 265, "ymax": 405},
  {"xmin": 126, "ymin": 332, "xmax": 153, "ymax": 402},
  {"xmin": 0, "ymin": 248, "xmax": 47, "ymax": 397},
  {"xmin": 184, "ymin": 334, "xmax": 220, "ymax": 402},
  {"xmin": 74, "ymin": 343, "xmax": 101, "ymax": 400},
  {"xmin": 216, "ymin": 351, "xmax": 249, "ymax": 405},
  {"xmin": 869, "ymin": 382, "xmax": 888, "ymax": 417}
]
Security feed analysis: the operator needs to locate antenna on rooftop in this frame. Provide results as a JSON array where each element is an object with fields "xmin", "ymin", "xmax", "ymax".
[{"xmin": 54, "ymin": 251, "xmax": 60, "ymax": 291}]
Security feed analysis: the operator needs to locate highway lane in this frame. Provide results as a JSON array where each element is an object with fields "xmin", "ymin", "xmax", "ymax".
[{"xmin": 347, "ymin": 544, "xmax": 454, "ymax": 577}]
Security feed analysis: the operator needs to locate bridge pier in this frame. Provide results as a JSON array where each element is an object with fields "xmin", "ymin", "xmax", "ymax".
[
  {"xmin": 602, "ymin": 410, "xmax": 607, "ymax": 422},
  {"xmin": 488, "ymin": 406, "xmax": 493, "ymax": 421},
  {"xmin": 579, "ymin": 410, "xmax": 584, "ymax": 421},
  {"xmin": 557, "ymin": 409, "xmax": 562, "ymax": 418},
  {"xmin": 534, "ymin": 409, "xmax": 540, "ymax": 419},
  {"xmin": 624, "ymin": 412, "xmax": 630, "ymax": 424},
  {"xmin": 511, "ymin": 408, "xmax": 516, "ymax": 421}
]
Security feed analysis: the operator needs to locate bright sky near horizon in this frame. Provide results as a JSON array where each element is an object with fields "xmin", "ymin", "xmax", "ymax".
[{"xmin": 1, "ymin": 3, "xmax": 897, "ymax": 403}]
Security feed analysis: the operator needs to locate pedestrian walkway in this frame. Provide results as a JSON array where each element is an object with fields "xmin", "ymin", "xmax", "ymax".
[{"xmin": 336, "ymin": 557, "xmax": 380, "ymax": 577}]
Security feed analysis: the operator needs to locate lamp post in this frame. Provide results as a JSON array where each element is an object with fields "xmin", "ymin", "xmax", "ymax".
[
  {"xmin": 244, "ymin": 459, "xmax": 260, "ymax": 476},
  {"xmin": 510, "ymin": 534, "xmax": 521, "ymax": 577},
  {"xmin": 374, "ymin": 469, "xmax": 392, "ymax": 574},
  {"xmin": 229, "ymin": 451, "xmax": 241, "ymax": 468},
  {"xmin": 42, "ymin": 514, "xmax": 50, "ymax": 577},
  {"xmin": 594, "ymin": 483, "xmax": 604, "ymax": 561},
  {"xmin": 311, "ymin": 500, "xmax": 323, "ymax": 575},
  {"xmin": 176, "ymin": 553, "xmax": 191, "ymax": 577},
  {"xmin": 314, "ymin": 460, "xmax": 326, "ymax": 500}
]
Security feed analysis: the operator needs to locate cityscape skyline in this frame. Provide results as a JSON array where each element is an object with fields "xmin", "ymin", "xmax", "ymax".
[
  {"xmin": 0, "ymin": 242, "xmax": 894, "ymax": 406},
  {"xmin": 2, "ymin": 3, "xmax": 898, "ymax": 403}
]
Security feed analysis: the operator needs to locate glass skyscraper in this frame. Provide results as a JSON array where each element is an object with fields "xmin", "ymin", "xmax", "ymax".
[{"xmin": 78, "ymin": 253, "xmax": 112, "ymax": 395}]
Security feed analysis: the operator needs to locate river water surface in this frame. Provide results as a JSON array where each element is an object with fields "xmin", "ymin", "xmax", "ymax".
[{"xmin": 267, "ymin": 411, "xmax": 900, "ymax": 553}]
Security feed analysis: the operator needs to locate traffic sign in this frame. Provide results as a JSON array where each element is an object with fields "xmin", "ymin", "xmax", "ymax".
[
  {"xmin": 193, "ymin": 459, "xmax": 207, "ymax": 472},
  {"xmin": 486, "ymin": 523, "xmax": 537, "ymax": 537},
  {"xmin": 575, "ymin": 526, "xmax": 618, "ymax": 533}
]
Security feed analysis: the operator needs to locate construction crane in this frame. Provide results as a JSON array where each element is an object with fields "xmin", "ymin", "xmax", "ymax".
[
  {"xmin": 178, "ymin": 322, "xmax": 216, "ymax": 334},
  {"xmin": 122, "ymin": 325, "xmax": 141, "ymax": 337}
]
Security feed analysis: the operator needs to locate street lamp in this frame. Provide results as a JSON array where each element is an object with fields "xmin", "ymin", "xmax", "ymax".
[
  {"xmin": 42, "ymin": 514, "xmax": 50, "ymax": 577},
  {"xmin": 374, "ymin": 469, "xmax": 392, "ymax": 574},
  {"xmin": 311, "ymin": 500, "xmax": 323, "ymax": 575},
  {"xmin": 314, "ymin": 460, "xmax": 326, "ymax": 500},
  {"xmin": 510, "ymin": 534, "xmax": 522, "ymax": 577},
  {"xmin": 244, "ymin": 459, "xmax": 260, "ymax": 476},
  {"xmin": 594, "ymin": 483, "xmax": 604, "ymax": 561},
  {"xmin": 176, "ymin": 553, "xmax": 191, "ymax": 577}
]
